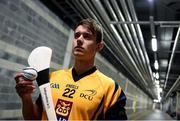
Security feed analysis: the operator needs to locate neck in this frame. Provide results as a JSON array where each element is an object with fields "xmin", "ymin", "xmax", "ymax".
[{"xmin": 74, "ymin": 59, "xmax": 95, "ymax": 75}]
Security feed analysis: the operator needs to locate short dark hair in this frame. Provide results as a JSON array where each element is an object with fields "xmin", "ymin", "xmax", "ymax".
[{"xmin": 74, "ymin": 18, "xmax": 103, "ymax": 43}]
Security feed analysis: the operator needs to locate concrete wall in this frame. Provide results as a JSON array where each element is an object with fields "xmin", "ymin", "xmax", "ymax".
[
  {"xmin": 0, "ymin": 0, "xmax": 70, "ymax": 119},
  {"xmin": 162, "ymin": 94, "xmax": 177, "ymax": 119}
]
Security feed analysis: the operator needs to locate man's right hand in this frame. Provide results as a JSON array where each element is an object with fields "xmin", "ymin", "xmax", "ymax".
[{"xmin": 14, "ymin": 73, "xmax": 36, "ymax": 99}]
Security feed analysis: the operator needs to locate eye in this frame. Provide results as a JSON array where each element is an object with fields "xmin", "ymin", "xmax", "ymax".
[
  {"xmin": 83, "ymin": 33, "xmax": 92, "ymax": 40},
  {"xmin": 74, "ymin": 32, "xmax": 81, "ymax": 39}
]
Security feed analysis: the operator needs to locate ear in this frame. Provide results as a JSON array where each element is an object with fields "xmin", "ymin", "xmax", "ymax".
[{"xmin": 96, "ymin": 41, "xmax": 104, "ymax": 52}]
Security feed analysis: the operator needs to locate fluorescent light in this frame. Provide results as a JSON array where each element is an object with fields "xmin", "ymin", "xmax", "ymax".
[
  {"xmin": 160, "ymin": 59, "xmax": 168, "ymax": 67},
  {"xmin": 156, "ymin": 72, "xmax": 159, "ymax": 79},
  {"xmin": 160, "ymin": 80, "xmax": 164, "ymax": 83},
  {"xmin": 157, "ymin": 86, "xmax": 162, "ymax": 102},
  {"xmin": 158, "ymin": 87, "xmax": 162, "ymax": 93},
  {"xmin": 154, "ymin": 60, "xmax": 159, "ymax": 70},
  {"xmin": 152, "ymin": 37, "xmax": 157, "ymax": 51},
  {"xmin": 155, "ymin": 80, "xmax": 159, "ymax": 85},
  {"xmin": 148, "ymin": 0, "xmax": 154, "ymax": 3},
  {"xmin": 153, "ymin": 99, "xmax": 159, "ymax": 103},
  {"xmin": 153, "ymin": 72, "xmax": 156, "ymax": 78},
  {"xmin": 156, "ymin": 84, "xmax": 159, "ymax": 88}
]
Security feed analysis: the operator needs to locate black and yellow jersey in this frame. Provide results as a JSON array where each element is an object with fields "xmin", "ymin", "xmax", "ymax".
[{"xmin": 36, "ymin": 67, "xmax": 127, "ymax": 120}]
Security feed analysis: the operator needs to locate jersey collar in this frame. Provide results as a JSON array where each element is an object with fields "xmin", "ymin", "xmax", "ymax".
[{"xmin": 72, "ymin": 66, "xmax": 97, "ymax": 82}]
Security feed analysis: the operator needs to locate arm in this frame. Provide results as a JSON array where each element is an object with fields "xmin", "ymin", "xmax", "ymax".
[
  {"xmin": 104, "ymin": 82, "xmax": 128, "ymax": 120},
  {"xmin": 105, "ymin": 90, "xmax": 128, "ymax": 120},
  {"xmin": 21, "ymin": 95, "xmax": 42, "ymax": 120},
  {"xmin": 15, "ymin": 73, "xmax": 42, "ymax": 120}
]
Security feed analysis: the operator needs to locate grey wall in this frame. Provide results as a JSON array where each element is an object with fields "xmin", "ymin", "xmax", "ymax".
[
  {"xmin": 162, "ymin": 95, "xmax": 177, "ymax": 118},
  {"xmin": 0, "ymin": 0, "xmax": 70, "ymax": 119}
]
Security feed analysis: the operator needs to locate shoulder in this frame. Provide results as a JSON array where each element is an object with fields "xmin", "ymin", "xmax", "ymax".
[
  {"xmin": 50, "ymin": 68, "xmax": 71, "ymax": 78},
  {"xmin": 95, "ymin": 70, "xmax": 124, "ymax": 97},
  {"xmin": 95, "ymin": 70, "xmax": 119, "ymax": 91},
  {"xmin": 96, "ymin": 70, "xmax": 116, "ymax": 85}
]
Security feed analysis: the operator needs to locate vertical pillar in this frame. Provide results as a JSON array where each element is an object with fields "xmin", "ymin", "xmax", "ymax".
[
  {"xmin": 62, "ymin": 30, "xmax": 74, "ymax": 69},
  {"xmin": 124, "ymin": 79, "xmax": 129, "ymax": 93},
  {"xmin": 160, "ymin": 103, "xmax": 163, "ymax": 110},
  {"xmin": 177, "ymin": 91, "xmax": 180, "ymax": 120},
  {"xmin": 132, "ymin": 95, "xmax": 137, "ymax": 112},
  {"xmin": 152, "ymin": 102, "xmax": 156, "ymax": 110}
]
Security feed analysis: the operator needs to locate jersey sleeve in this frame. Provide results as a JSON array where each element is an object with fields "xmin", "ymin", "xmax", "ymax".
[{"xmin": 104, "ymin": 82, "xmax": 128, "ymax": 120}]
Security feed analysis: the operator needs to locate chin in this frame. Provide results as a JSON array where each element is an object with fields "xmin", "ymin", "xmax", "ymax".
[{"xmin": 74, "ymin": 54, "xmax": 84, "ymax": 58}]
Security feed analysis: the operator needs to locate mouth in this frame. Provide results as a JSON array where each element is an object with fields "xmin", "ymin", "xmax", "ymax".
[{"xmin": 74, "ymin": 46, "xmax": 84, "ymax": 52}]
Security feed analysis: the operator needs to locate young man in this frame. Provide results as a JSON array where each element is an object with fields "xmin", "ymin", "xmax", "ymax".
[{"xmin": 15, "ymin": 18, "xmax": 127, "ymax": 120}]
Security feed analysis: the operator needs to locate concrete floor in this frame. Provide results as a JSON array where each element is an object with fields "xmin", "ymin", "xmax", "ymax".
[{"xmin": 130, "ymin": 109, "xmax": 175, "ymax": 120}]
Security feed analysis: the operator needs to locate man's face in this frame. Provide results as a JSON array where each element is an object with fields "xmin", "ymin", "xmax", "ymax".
[{"xmin": 72, "ymin": 25, "xmax": 98, "ymax": 61}]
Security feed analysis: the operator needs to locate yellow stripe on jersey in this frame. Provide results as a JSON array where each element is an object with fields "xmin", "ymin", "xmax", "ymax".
[{"xmin": 38, "ymin": 67, "xmax": 127, "ymax": 120}]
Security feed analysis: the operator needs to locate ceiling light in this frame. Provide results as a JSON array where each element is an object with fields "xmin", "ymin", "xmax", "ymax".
[
  {"xmin": 153, "ymin": 72, "xmax": 156, "ymax": 78},
  {"xmin": 148, "ymin": 0, "xmax": 154, "ymax": 3},
  {"xmin": 154, "ymin": 60, "xmax": 159, "ymax": 70},
  {"xmin": 156, "ymin": 84, "xmax": 159, "ymax": 88},
  {"xmin": 152, "ymin": 37, "xmax": 157, "ymax": 51},
  {"xmin": 160, "ymin": 59, "xmax": 168, "ymax": 67},
  {"xmin": 160, "ymin": 80, "xmax": 164, "ymax": 83},
  {"xmin": 156, "ymin": 72, "xmax": 159, "ymax": 79},
  {"xmin": 157, "ymin": 86, "xmax": 162, "ymax": 102},
  {"xmin": 155, "ymin": 80, "xmax": 159, "ymax": 85},
  {"xmin": 158, "ymin": 87, "xmax": 162, "ymax": 93},
  {"xmin": 153, "ymin": 99, "xmax": 159, "ymax": 103}
]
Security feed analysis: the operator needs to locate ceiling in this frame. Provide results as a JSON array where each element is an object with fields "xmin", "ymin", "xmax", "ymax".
[{"xmin": 40, "ymin": 0, "xmax": 180, "ymax": 100}]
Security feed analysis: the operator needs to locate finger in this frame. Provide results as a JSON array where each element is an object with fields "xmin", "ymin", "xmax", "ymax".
[
  {"xmin": 16, "ymin": 77, "xmax": 34, "ymax": 86},
  {"xmin": 15, "ymin": 85, "xmax": 36, "ymax": 94},
  {"xmin": 18, "ymin": 80, "xmax": 34, "ymax": 85},
  {"xmin": 14, "ymin": 73, "xmax": 24, "ymax": 83},
  {"xmin": 15, "ymin": 84, "xmax": 34, "ymax": 90},
  {"xmin": 17, "ymin": 89, "xmax": 34, "ymax": 97}
]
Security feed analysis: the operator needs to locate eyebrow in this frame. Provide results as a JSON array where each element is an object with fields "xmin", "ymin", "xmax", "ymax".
[
  {"xmin": 74, "ymin": 32, "xmax": 94, "ymax": 37},
  {"xmin": 74, "ymin": 31, "xmax": 92, "ymax": 34}
]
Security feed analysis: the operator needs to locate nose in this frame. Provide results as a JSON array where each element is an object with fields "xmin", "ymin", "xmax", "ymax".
[{"xmin": 76, "ymin": 35, "xmax": 83, "ymax": 45}]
